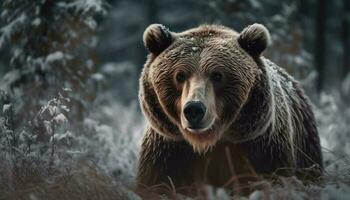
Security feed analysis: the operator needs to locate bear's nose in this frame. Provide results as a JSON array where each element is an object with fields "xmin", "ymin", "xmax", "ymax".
[{"xmin": 183, "ymin": 101, "xmax": 206, "ymax": 128}]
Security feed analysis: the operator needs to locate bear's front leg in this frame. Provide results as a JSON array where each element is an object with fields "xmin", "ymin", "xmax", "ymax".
[{"xmin": 137, "ymin": 127, "xmax": 198, "ymax": 191}]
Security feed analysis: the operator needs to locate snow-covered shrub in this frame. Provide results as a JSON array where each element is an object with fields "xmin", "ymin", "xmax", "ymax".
[
  {"xmin": 0, "ymin": 91, "xmax": 79, "ymax": 196},
  {"xmin": 79, "ymin": 93, "xmax": 144, "ymax": 182},
  {"xmin": 314, "ymin": 92, "xmax": 350, "ymax": 181},
  {"xmin": 0, "ymin": 87, "xmax": 145, "ymax": 199}
]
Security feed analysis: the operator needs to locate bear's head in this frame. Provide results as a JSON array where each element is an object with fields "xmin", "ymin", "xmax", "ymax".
[{"xmin": 140, "ymin": 24, "xmax": 270, "ymax": 152}]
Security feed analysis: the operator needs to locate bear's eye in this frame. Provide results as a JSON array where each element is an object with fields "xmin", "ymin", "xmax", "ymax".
[
  {"xmin": 176, "ymin": 72, "xmax": 187, "ymax": 83},
  {"xmin": 211, "ymin": 72, "xmax": 223, "ymax": 82}
]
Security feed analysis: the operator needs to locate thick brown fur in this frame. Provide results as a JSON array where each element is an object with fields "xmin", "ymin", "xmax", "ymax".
[{"xmin": 137, "ymin": 24, "xmax": 323, "ymax": 192}]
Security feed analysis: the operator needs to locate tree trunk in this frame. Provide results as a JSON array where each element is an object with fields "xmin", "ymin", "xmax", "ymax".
[
  {"xmin": 342, "ymin": 0, "xmax": 350, "ymax": 80},
  {"xmin": 315, "ymin": 0, "xmax": 326, "ymax": 92}
]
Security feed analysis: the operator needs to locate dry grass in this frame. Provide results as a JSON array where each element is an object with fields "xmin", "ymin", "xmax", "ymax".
[
  {"xmin": 0, "ymin": 161, "xmax": 134, "ymax": 200},
  {"xmin": 0, "ymin": 157, "xmax": 349, "ymax": 200}
]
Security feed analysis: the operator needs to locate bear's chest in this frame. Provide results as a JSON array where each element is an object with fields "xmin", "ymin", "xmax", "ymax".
[{"xmin": 193, "ymin": 142, "xmax": 257, "ymax": 187}]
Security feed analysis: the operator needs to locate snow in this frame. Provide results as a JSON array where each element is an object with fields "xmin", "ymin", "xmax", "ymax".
[
  {"xmin": 84, "ymin": 17, "xmax": 97, "ymax": 30},
  {"xmin": 101, "ymin": 62, "xmax": 135, "ymax": 75},
  {"xmin": 53, "ymin": 113, "xmax": 68, "ymax": 126},
  {"xmin": 83, "ymin": 117, "xmax": 99, "ymax": 130},
  {"xmin": 321, "ymin": 184, "xmax": 350, "ymax": 200},
  {"xmin": 39, "ymin": 104, "xmax": 58, "ymax": 119},
  {"xmin": 0, "ymin": 13, "xmax": 27, "ymax": 48},
  {"xmin": 65, "ymin": 0, "xmax": 107, "ymax": 15},
  {"xmin": 248, "ymin": 0, "xmax": 261, "ymax": 9},
  {"xmin": 63, "ymin": 88, "xmax": 72, "ymax": 92},
  {"xmin": 55, "ymin": 131, "xmax": 73, "ymax": 142},
  {"xmin": 80, "ymin": 101, "xmax": 145, "ymax": 181},
  {"xmin": 2, "ymin": 104, "xmax": 12, "ymax": 113},
  {"xmin": 91, "ymin": 73, "xmax": 105, "ymax": 81},
  {"xmin": 0, "ymin": 70, "xmax": 20, "ymax": 90},
  {"xmin": 45, "ymin": 51, "xmax": 64, "ymax": 63},
  {"xmin": 249, "ymin": 190, "xmax": 264, "ymax": 200},
  {"xmin": 31, "ymin": 18, "xmax": 41, "ymax": 26}
]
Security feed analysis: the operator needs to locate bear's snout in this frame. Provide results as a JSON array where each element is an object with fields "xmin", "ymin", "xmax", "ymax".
[{"xmin": 183, "ymin": 101, "xmax": 206, "ymax": 129}]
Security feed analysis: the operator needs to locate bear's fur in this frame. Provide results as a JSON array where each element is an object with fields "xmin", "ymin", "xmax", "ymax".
[{"xmin": 137, "ymin": 24, "xmax": 323, "ymax": 191}]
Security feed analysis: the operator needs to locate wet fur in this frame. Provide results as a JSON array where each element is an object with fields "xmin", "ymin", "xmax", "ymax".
[{"xmin": 138, "ymin": 24, "xmax": 323, "ymax": 190}]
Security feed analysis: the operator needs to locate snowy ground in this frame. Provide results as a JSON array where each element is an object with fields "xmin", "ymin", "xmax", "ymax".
[
  {"xmin": 0, "ymin": 75, "xmax": 350, "ymax": 200},
  {"xmin": 77, "ymin": 90, "xmax": 350, "ymax": 199}
]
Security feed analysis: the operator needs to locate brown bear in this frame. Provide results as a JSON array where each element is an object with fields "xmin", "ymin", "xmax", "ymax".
[{"xmin": 137, "ymin": 23, "xmax": 323, "ymax": 193}]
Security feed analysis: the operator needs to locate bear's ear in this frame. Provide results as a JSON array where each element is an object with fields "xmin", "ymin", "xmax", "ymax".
[
  {"xmin": 238, "ymin": 23, "xmax": 271, "ymax": 57},
  {"xmin": 143, "ymin": 24, "xmax": 175, "ymax": 55}
]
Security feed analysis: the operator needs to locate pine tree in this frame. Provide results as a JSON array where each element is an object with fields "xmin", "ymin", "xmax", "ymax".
[{"xmin": 0, "ymin": 0, "xmax": 107, "ymax": 122}]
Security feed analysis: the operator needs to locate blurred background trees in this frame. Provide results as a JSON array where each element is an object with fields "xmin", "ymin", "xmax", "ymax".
[
  {"xmin": 2, "ymin": 0, "xmax": 349, "ymax": 104},
  {"xmin": 0, "ymin": 0, "xmax": 107, "ymax": 122},
  {"xmin": 0, "ymin": 0, "xmax": 108, "ymax": 196},
  {"xmin": 96, "ymin": 0, "xmax": 350, "ymax": 101}
]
